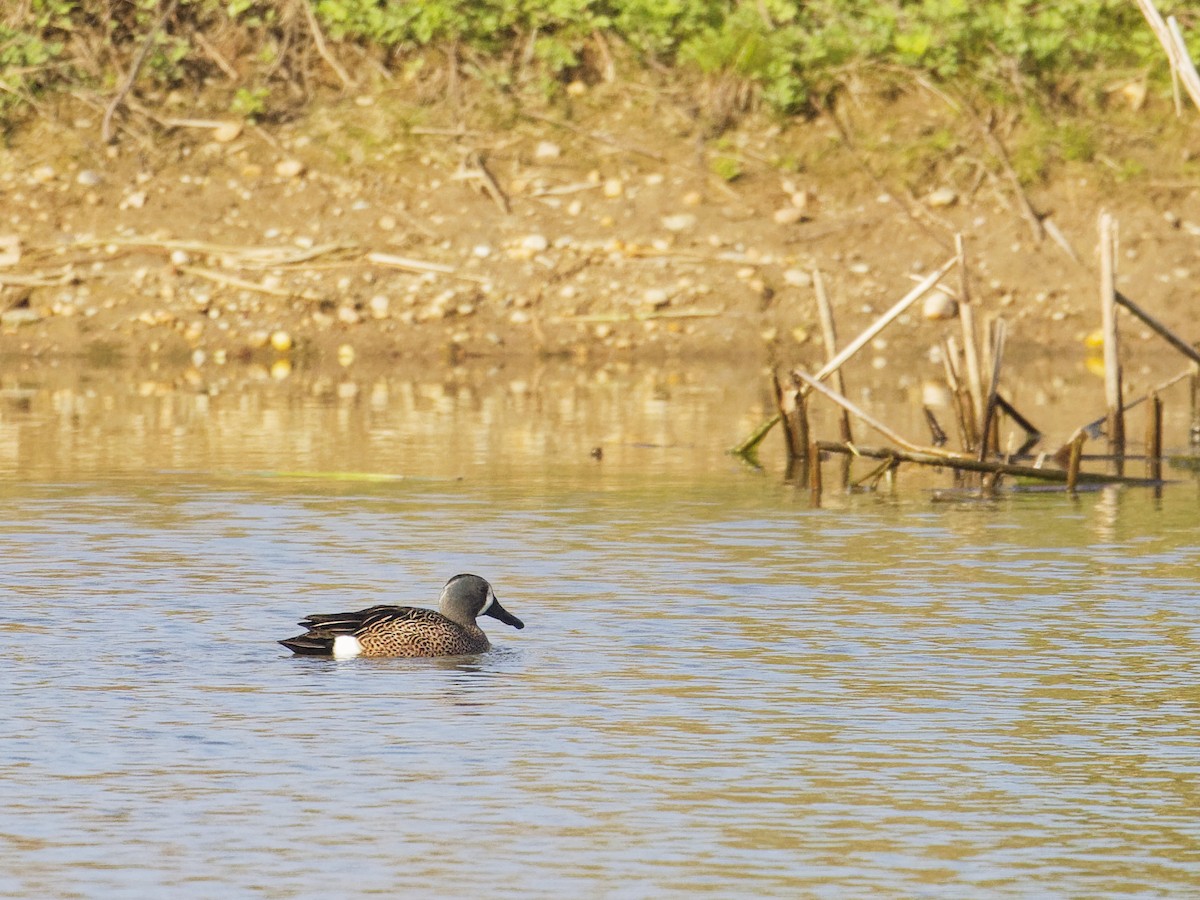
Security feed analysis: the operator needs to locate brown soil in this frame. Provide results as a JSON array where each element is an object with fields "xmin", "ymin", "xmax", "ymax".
[{"xmin": 1, "ymin": 81, "xmax": 1198, "ymax": 380}]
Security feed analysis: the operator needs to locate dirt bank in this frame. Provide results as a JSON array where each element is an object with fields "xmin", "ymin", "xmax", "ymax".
[{"xmin": 1, "ymin": 82, "xmax": 1197, "ymax": 379}]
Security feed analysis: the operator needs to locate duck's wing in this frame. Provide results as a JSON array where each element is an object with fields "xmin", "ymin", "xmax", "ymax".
[
  {"xmin": 280, "ymin": 605, "xmax": 433, "ymax": 655},
  {"xmin": 295, "ymin": 605, "xmax": 424, "ymax": 633}
]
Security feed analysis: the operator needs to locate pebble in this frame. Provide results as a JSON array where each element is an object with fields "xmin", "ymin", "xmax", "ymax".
[
  {"xmin": 510, "ymin": 310, "xmax": 531, "ymax": 324},
  {"xmin": 169, "ymin": 249, "xmax": 191, "ymax": 266},
  {"xmin": 603, "ymin": 178, "xmax": 624, "ymax": 198},
  {"xmin": 1, "ymin": 307, "xmax": 40, "ymax": 326},
  {"xmin": 849, "ymin": 262, "xmax": 870, "ymax": 275},
  {"xmin": 782, "ymin": 268, "xmax": 812, "ymax": 288},
  {"xmin": 927, "ymin": 186, "xmax": 957, "ymax": 207},
  {"xmin": 31, "ymin": 165, "xmax": 55, "ymax": 184},
  {"xmin": 213, "ymin": 121, "xmax": 243, "ymax": 143},
  {"xmin": 473, "ymin": 244, "xmax": 492, "ymax": 258},
  {"xmin": 773, "ymin": 207, "xmax": 805, "ymax": 225},
  {"xmin": 377, "ymin": 215, "xmax": 397, "ymax": 231},
  {"xmin": 76, "ymin": 170, "xmax": 103, "ymax": 187},
  {"xmin": 661, "ymin": 213, "xmax": 697, "ymax": 233},
  {"xmin": 790, "ymin": 190, "xmax": 814, "ymax": 210},
  {"xmin": 520, "ymin": 234, "xmax": 549, "ymax": 252},
  {"xmin": 121, "ymin": 190, "xmax": 148, "ymax": 210},
  {"xmin": 368, "ymin": 295, "xmax": 390, "ymax": 319},
  {"xmin": 0, "ymin": 235, "xmax": 20, "ymax": 267},
  {"xmin": 270, "ymin": 330, "xmax": 293, "ymax": 352},
  {"xmin": 534, "ymin": 141, "xmax": 561, "ymax": 161},
  {"xmin": 922, "ymin": 289, "xmax": 958, "ymax": 320},
  {"xmin": 337, "ymin": 343, "xmax": 356, "ymax": 366},
  {"xmin": 682, "ymin": 191, "xmax": 702, "ymax": 206},
  {"xmin": 643, "ymin": 288, "xmax": 670, "ymax": 309},
  {"xmin": 922, "ymin": 382, "xmax": 952, "ymax": 407},
  {"xmin": 275, "ymin": 159, "xmax": 305, "ymax": 178},
  {"xmin": 337, "ymin": 305, "xmax": 360, "ymax": 325}
]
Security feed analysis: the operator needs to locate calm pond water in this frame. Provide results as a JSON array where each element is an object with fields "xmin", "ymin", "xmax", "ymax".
[{"xmin": 1, "ymin": 360, "xmax": 1198, "ymax": 898}]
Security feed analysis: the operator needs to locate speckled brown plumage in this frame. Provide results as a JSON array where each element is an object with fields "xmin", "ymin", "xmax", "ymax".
[
  {"xmin": 298, "ymin": 605, "xmax": 491, "ymax": 656},
  {"xmin": 279, "ymin": 574, "xmax": 524, "ymax": 658}
]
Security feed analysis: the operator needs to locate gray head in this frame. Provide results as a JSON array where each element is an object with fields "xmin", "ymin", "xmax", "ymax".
[{"xmin": 438, "ymin": 574, "xmax": 524, "ymax": 631}]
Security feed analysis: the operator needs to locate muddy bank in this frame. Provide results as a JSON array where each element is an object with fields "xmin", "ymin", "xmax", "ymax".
[{"xmin": 1, "ymin": 86, "xmax": 1198, "ymax": 382}]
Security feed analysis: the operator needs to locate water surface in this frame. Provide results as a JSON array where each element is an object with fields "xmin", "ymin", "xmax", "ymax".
[{"xmin": 1, "ymin": 361, "xmax": 1197, "ymax": 898}]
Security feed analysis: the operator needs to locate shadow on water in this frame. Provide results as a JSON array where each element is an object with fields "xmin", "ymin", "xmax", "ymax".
[{"xmin": 0, "ymin": 358, "xmax": 1198, "ymax": 897}]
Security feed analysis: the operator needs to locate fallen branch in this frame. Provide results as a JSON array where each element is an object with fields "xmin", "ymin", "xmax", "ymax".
[
  {"xmin": 177, "ymin": 265, "xmax": 315, "ymax": 298},
  {"xmin": 64, "ymin": 237, "xmax": 354, "ymax": 267},
  {"xmin": 816, "ymin": 441, "xmax": 1164, "ymax": 488},
  {"xmin": 365, "ymin": 251, "xmax": 487, "ymax": 283},
  {"xmin": 551, "ymin": 308, "xmax": 723, "ymax": 324},
  {"xmin": 0, "ymin": 269, "xmax": 79, "ymax": 287}
]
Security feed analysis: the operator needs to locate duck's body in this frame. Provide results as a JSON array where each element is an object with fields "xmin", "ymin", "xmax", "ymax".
[{"xmin": 279, "ymin": 574, "xmax": 523, "ymax": 658}]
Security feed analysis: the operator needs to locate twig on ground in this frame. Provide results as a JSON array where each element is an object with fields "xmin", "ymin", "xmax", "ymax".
[
  {"xmin": 102, "ymin": 0, "xmax": 179, "ymax": 144},
  {"xmin": 298, "ymin": 0, "xmax": 352, "ymax": 90}
]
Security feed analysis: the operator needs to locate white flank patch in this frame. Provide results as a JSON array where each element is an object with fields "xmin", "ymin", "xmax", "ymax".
[
  {"xmin": 332, "ymin": 635, "xmax": 364, "ymax": 659},
  {"xmin": 479, "ymin": 589, "xmax": 495, "ymax": 616}
]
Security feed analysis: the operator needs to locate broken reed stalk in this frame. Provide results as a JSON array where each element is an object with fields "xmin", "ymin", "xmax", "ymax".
[
  {"xmin": 816, "ymin": 440, "xmax": 1162, "ymax": 488},
  {"xmin": 922, "ymin": 406, "xmax": 949, "ymax": 446},
  {"xmin": 1098, "ymin": 213, "xmax": 1126, "ymax": 457},
  {"xmin": 801, "ymin": 371, "xmax": 1163, "ymax": 489},
  {"xmin": 795, "ymin": 370, "xmax": 954, "ymax": 457},
  {"xmin": 808, "ymin": 438, "xmax": 823, "ymax": 503},
  {"xmin": 1146, "ymin": 393, "xmax": 1163, "ymax": 482},
  {"xmin": 792, "ymin": 384, "xmax": 811, "ymax": 463},
  {"xmin": 995, "ymin": 394, "xmax": 1043, "ymax": 455},
  {"xmin": 1058, "ymin": 367, "xmax": 1192, "ymax": 453},
  {"xmin": 771, "ymin": 372, "xmax": 798, "ymax": 462},
  {"xmin": 1066, "ymin": 432, "xmax": 1086, "ymax": 492},
  {"xmin": 978, "ymin": 318, "xmax": 1007, "ymax": 462},
  {"xmin": 1134, "ymin": 0, "xmax": 1200, "ymax": 113},
  {"xmin": 942, "ymin": 336, "xmax": 976, "ymax": 450},
  {"xmin": 813, "ymin": 269, "xmax": 853, "ymax": 442},
  {"xmin": 1115, "ymin": 291, "xmax": 1200, "ymax": 367},
  {"xmin": 732, "ymin": 255, "xmax": 957, "ymax": 455},
  {"xmin": 815, "ymin": 255, "xmax": 958, "ymax": 383},
  {"xmin": 1192, "ymin": 365, "xmax": 1200, "ymax": 445},
  {"xmin": 955, "ymin": 234, "xmax": 986, "ymax": 431}
]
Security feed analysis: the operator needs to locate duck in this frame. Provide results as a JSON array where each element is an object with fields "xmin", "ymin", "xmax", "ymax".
[{"xmin": 279, "ymin": 574, "xmax": 524, "ymax": 658}]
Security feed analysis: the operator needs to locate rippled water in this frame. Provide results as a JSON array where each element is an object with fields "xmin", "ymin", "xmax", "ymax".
[{"xmin": 1, "ymin": 362, "xmax": 1198, "ymax": 898}]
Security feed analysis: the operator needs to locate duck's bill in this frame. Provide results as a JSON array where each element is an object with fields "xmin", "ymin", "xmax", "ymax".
[{"xmin": 485, "ymin": 598, "xmax": 524, "ymax": 630}]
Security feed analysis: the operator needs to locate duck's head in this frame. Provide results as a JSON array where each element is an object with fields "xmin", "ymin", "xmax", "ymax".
[{"xmin": 440, "ymin": 573, "xmax": 524, "ymax": 630}]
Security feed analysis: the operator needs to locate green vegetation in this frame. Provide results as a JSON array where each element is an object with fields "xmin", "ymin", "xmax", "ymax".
[{"xmin": 0, "ymin": 1, "xmax": 1193, "ymax": 122}]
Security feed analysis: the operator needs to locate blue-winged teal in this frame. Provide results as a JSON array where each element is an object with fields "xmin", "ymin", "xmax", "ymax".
[{"xmin": 279, "ymin": 574, "xmax": 524, "ymax": 658}]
